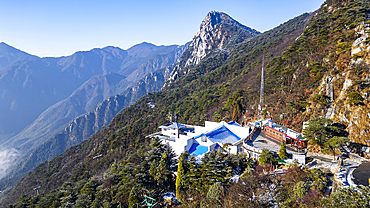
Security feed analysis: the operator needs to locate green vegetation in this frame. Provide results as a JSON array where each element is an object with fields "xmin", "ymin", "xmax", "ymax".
[
  {"xmin": 303, "ymin": 117, "xmax": 338, "ymax": 146},
  {"xmin": 175, "ymin": 152, "xmax": 187, "ymax": 203},
  {"xmin": 336, "ymin": 42, "xmax": 351, "ymax": 54},
  {"xmin": 259, "ymin": 148, "xmax": 277, "ymax": 165},
  {"xmin": 5, "ymin": 0, "xmax": 370, "ymax": 207},
  {"xmin": 279, "ymin": 140, "xmax": 288, "ymax": 159},
  {"xmin": 304, "ymin": 117, "xmax": 349, "ymax": 158},
  {"xmin": 347, "ymin": 92, "xmax": 363, "ymax": 105},
  {"xmin": 310, "ymin": 93, "xmax": 327, "ymax": 105},
  {"xmin": 324, "ymin": 136, "xmax": 350, "ymax": 160},
  {"xmin": 321, "ymin": 185, "xmax": 370, "ymax": 207},
  {"xmin": 9, "ymin": 142, "xmax": 253, "ymax": 207},
  {"xmin": 308, "ymin": 62, "xmax": 325, "ymax": 79}
]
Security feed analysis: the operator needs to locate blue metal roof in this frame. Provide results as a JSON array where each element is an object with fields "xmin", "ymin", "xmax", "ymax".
[
  {"xmin": 228, "ymin": 121, "xmax": 241, "ymax": 126},
  {"xmin": 189, "ymin": 143, "xmax": 209, "ymax": 155},
  {"xmin": 159, "ymin": 122, "xmax": 185, "ymax": 129},
  {"xmin": 168, "ymin": 122, "xmax": 185, "ymax": 129},
  {"xmin": 194, "ymin": 125, "xmax": 241, "ymax": 144}
]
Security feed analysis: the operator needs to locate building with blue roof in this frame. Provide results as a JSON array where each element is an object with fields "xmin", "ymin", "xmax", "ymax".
[
  {"xmin": 227, "ymin": 121, "xmax": 242, "ymax": 127},
  {"xmin": 193, "ymin": 125, "xmax": 241, "ymax": 144},
  {"xmin": 150, "ymin": 121, "xmax": 251, "ymax": 156}
]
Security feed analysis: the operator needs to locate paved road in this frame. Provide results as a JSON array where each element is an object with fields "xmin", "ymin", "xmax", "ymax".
[{"xmin": 353, "ymin": 162, "xmax": 370, "ymax": 186}]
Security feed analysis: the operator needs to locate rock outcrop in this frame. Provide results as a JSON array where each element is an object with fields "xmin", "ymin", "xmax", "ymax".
[{"xmin": 167, "ymin": 11, "xmax": 260, "ymax": 82}]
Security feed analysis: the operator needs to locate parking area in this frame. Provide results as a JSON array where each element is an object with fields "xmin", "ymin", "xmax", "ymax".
[{"xmin": 246, "ymin": 129, "xmax": 300, "ymax": 154}]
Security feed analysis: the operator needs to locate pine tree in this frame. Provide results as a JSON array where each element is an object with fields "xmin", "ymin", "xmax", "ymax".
[
  {"xmin": 176, "ymin": 153, "xmax": 186, "ymax": 203},
  {"xmin": 149, "ymin": 159, "xmax": 159, "ymax": 181},
  {"xmin": 136, "ymin": 159, "xmax": 154, "ymax": 188},
  {"xmin": 128, "ymin": 186, "xmax": 140, "ymax": 208},
  {"xmin": 204, "ymin": 182, "xmax": 224, "ymax": 207},
  {"xmin": 324, "ymin": 136, "xmax": 349, "ymax": 160},
  {"xmin": 184, "ymin": 155, "xmax": 200, "ymax": 190},
  {"xmin": 279, "ymin": 140, "xmax": 288, "ymax": 159},
  {"xmin": 148, "ymin": 138, "xmax": 165, "ymax": 163},
  {"xmin": 156, "ymin": 152, "xmax": 173, "ymax": 188},
  {"xmin": 259, "ymin": 148, "xmax": 277, "ymax": 165},
  {"xmin": 302, "ymin": 117, "xmax": 338, "ymax": 146},
  {"xmin": 207, "ymin": 182, "xmax": 224, "ymax": 200},
  {"xmin": 199, "ymin": 151, "xmax": 233, "ymax": 194}
]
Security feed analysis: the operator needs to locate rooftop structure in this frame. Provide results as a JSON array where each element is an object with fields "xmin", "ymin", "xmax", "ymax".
[
  {"xmin": 150, "ymin": 121, "xmax": 251, "ymax": 156},
  {"xmin": 261, "ymin": 118, "xmax": 306, "ymax": 150}
]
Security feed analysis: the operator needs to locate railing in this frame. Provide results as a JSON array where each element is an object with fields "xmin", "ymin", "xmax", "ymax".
[{"xmin": 242, "ymin": 144, "xmax": 262, "ymax": 154}]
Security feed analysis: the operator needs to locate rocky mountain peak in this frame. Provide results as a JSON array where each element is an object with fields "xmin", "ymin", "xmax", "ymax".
[
  {"xmin": 167, "ymin": 11, "xmax": 260, "ymax": 83},
  {"xmin": 200, "ymin": 11, "xmax": 228, "ymax": 29}
]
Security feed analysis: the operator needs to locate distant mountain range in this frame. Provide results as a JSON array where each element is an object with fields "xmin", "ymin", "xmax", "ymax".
[
  {"xmin": 0, "ymin": 64, "xmax": 175, "ymax": 197},
  {"xmin": 0, "ymin": 10, "xmax": 259, "ymax": 202},
  {"xmin": 0, "ymin": 43, "xmax": 38, "ymax": 70},
  {"xmin": 0, "ymin": 41, "xmax": 187, "ymax": 180},
  {"xmin": 3, "ymin": 2, "xmax": 370, "ymax": 206},
  {"xmin": 0, "ymin": 8, "xmax": 311, "ymax": 206}
]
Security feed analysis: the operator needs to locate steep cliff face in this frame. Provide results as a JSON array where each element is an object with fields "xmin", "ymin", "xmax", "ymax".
[
  {"xmin": 329, "ymin": 21, "xmax": 370, "ymax": 145},
  {"xmin": 1, "ymin": 11, "xmax": 310, "ymax": 206},
  {"xmin": 259, "ymin": 1, "xmax": 370, "ymax": 148},
  {"xmin": 167, "ymin": 11, "xmax": 260, "ymax": 82}
]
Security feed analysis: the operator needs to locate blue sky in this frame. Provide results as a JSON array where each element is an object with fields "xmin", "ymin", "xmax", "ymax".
[{"xmin": 0, "ymin": 0, "xmax": 325, "ymax": 57}]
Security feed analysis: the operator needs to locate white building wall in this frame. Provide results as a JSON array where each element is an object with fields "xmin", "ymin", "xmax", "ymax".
[
  {"xmin": 195, "ymin": 136, "xmax": 214, "ymax": 147},
  {"xmin": 159, "ymin": 121, "xmax": 251, "ymax": 156},
  {"xmin": 229, "ymin": 146, "xmax": 238, "ymax": 154}
]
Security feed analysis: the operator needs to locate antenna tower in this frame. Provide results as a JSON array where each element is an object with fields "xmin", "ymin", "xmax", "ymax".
[
  {"xmin": 168, "ymin": 112, "xmax": 172, "ymax": 123},
  {"xmin": 260, "ymin": 55, "xmax": 264, "ymax": 110}
]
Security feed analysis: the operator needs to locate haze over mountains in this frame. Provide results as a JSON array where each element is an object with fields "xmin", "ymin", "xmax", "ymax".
[
  {"xmin": 0, "ymin": 41, "xmax": 187, "ymax": 180},
  {"xmin": 0, "ymin": 11, "xmax": 259, "ymax": 202},
  {"xmin": 2, "ymin": 8, "xmax": 305, "ymax": 206},
  {"xmin": 4, "ymin": 2, "xmax": 370, "ymax": 206}
]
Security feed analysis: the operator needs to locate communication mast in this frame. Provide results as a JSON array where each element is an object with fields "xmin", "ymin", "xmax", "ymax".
[
  {"xmin": 168, "ymin": 112, "xmax": 172, "ymax": 123},
  {"xmin": 259, "ymin": 55, "xmax": 264, "ymax": 112}
]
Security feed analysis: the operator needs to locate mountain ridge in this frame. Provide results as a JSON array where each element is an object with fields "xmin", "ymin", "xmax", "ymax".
[
  {"xmin": 0, "ymin": 64, "xmax": 175, "ymax": 204},
  {"xmin": 0, "ymin": 42, "xmax": 38, "ymax": 70},
  {"xmin": 167, "ymin": 11, "xmax": 260, "ymax": 84},
  {"xmin": 0, "ymin": 10, "xmax": 310, "ymax": 206},
  {"xmin": 6, "ymin": 1, "xmax": 370, "ymax": 206},
  {"xmin": 0, "ymin": 42, "xmax": 187, "ymax": 182}
]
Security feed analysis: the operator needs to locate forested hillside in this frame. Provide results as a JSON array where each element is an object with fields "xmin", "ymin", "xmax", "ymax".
[
  {"xmin": 4, "ymin": 0, "xmax": 370, "ymax": 207},
  {"xmin": 1, "ymin": 10, "xmax": 310, "ymax": 207},
  {"xmin": 263, "ymin": 0, "xmax": 370, "ymax": 146},
  {"xmin": 0, "ymin": 42, "xmax": 186, "ymax": 184},
  {"xmin": 0, "ymin": 64, "xmax": 175, "ymax": 204}
]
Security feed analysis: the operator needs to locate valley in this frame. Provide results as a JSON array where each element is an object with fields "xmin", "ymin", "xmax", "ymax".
[{"xmin": 1, "ymin": 0, "xmax": 370, "ymax": 207}]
